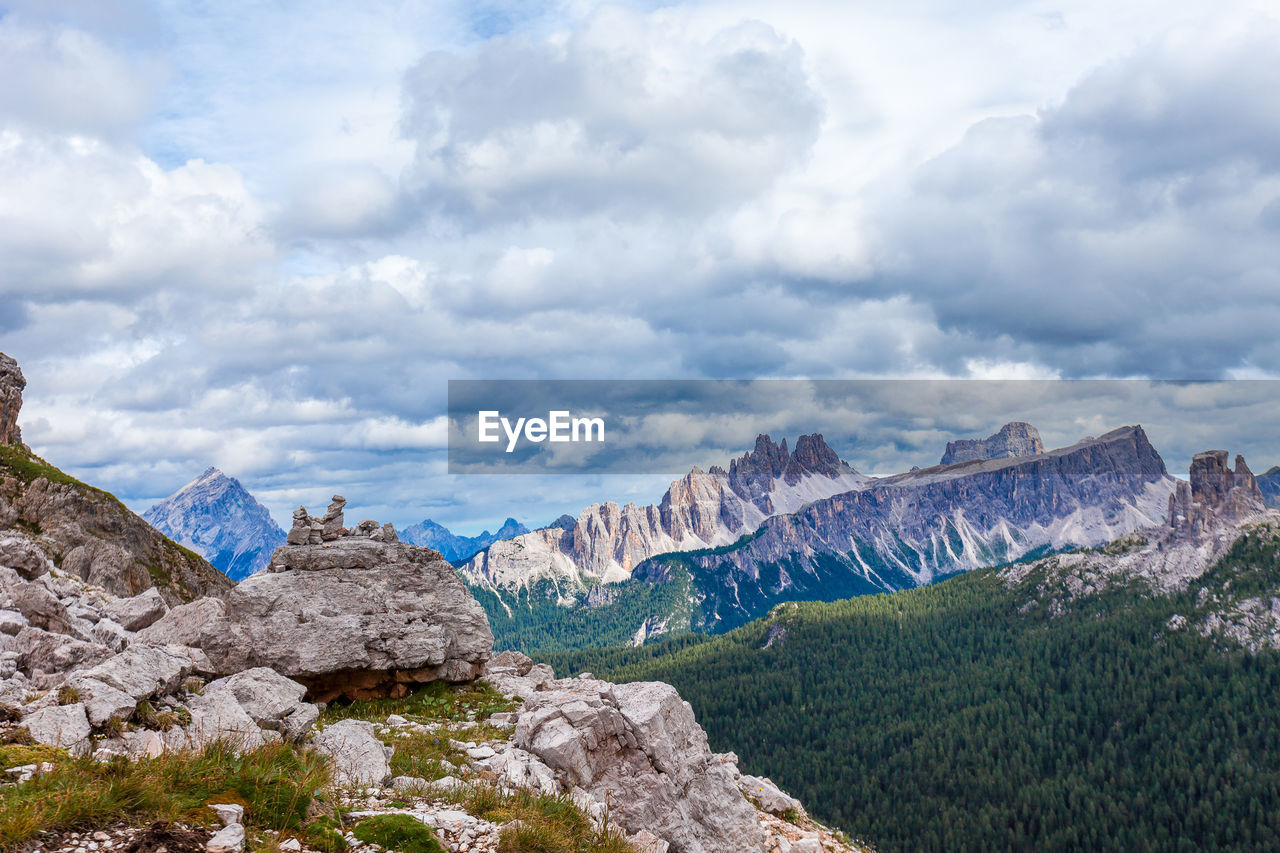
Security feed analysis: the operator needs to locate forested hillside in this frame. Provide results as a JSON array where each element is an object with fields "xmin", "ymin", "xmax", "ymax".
[{"xmin": 544, "ymin": 528, "xmax": 1280, "ymax": 852}]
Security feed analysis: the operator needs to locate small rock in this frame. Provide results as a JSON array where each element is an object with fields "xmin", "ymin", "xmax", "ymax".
[
  {"xmin": 206, "ymin": 823, "xmax": 245, "ymax": 853},
  {"xmin": 279, "ymin": 840, "xmax": 301, "ymax": 852},
  {"xmin": 208, "ymin": 803, "xmax": 244, "ymax": 827}
]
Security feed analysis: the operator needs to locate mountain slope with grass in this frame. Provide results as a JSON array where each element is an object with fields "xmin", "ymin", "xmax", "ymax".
[{"xmin": 0, "ymin": 443, "xmax": 231, "ymax": 604}]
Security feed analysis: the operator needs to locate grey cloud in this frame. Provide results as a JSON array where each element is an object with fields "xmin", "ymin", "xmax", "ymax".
[
  {"xmin": 858, "ymin": 21, "xmax": 1280, "ymax": 378},
  {"xmin": 400, "ymin": 8, "xmax": 824, "ymax": 220}
]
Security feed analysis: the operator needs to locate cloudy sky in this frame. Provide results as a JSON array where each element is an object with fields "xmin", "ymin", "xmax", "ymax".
[{"xmin": 2, "ymin": 0, "xmax": 1278, "ymax": 533}]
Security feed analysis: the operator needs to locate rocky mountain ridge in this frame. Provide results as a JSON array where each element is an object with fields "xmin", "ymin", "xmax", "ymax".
[
  {"xmin": 144, "ymin": 467, "xmax": 287, "ymax": 581},
  {"xmin": 594, "ymin": 425, "xmax": 1177, "ymax": 638},
  {"xmin": 940, "ymin": 421, "xmax": 1044, "ymax": 466},
  {"xmin": 461, "ymin": 434, "xmax": 869, "ymax": 599},
  {"xmin": 1005, "ymin": 445, "xmax": 1275, "ymax": 608}
]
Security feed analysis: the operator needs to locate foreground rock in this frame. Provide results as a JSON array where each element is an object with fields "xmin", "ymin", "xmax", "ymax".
[
  {"xmin": 312, "ymin": 719, "xmax": 393, "ymax": 787},
  {"xmin": 0, "ymin": 544, "xmax": 319, "ymax": 755},
  {"xmin": 141, "ymin": 502, "xmax": 494, "ymax": 701},
  {"xmin": 514, "ymin": 674, "xmax": 766, "ymax": 852}
]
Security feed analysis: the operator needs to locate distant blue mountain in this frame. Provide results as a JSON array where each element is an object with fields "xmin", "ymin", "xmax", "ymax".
[
  {"xmin": 143, "ymin": 467, "xmax": 286, "ymax": 581},
  {"xmin": 399, "ymin": 517, "xmax": 530, "ymax": 563}
]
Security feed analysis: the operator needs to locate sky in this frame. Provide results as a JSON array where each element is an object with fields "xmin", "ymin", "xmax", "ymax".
[{"xmin": 1, "ymin": 0, "xmax": 1279, "ymax": 533}]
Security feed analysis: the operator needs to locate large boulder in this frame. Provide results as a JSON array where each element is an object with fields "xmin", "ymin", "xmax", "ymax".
[
  {"xmin": 202, "ymin": 667, "xmax": 318, "ymax": 742},
  {"xmin": 514, "ymin": 676, "xmax": 766, "ymax": 853},
  {"xmin": 311, "ymin": 719, "xmax": 392, "ymax": 787},
  {"xmin": 103, "ymin": 587, "xmax": 169, "ymax": 632},
  {"xmin": 140, "ymin": 536, "xmax": 493, "ymax": 701}
]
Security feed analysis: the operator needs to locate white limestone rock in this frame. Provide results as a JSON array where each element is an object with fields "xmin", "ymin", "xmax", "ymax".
[
  {"xmin": 202, "ymin": 667, "xmax": 318, "ymax": 741},
  {"xmin": 515, "ymin": 676, "xmax": 766, "ymax": 853},
  {"xmin": 103, "ymin": 588, "xmax": 169, "ymax": 632},
  {"xmin": 311, "ymin": 719, "xmax": 393, "ymax": 788},
  {"xmin": 139, "ymin": 535, "xmax": 492, "ymax": 702},
  {"xmin": 738, "ymin": 774, "xmax": 804, "ymax": 817},
  {"xmin": 23, "ymin": 703, "xmax": 91, "ymax": 754}
]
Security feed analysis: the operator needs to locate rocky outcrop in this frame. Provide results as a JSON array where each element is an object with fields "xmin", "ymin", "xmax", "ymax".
[
  {"xmin": 462, "ymin": 434, "xmax": 868, "ymax": 595},
  {"xmin": 0, "ymin": 353, "xmax": 227, "ymax": 604},
  {"xmin": 143, "ymin": 467, "xmax": 287, "ymax": 581},
  {"xmin": 940, "ymin": 422, "xmax": 1045, "ymax": 466},
  {"xmin": 0, "ymin": 545, "xmax": 319, "ymax": 757},
  {"xmin": 0, "ymin": 352, "xmax": 23, "ymax": 446},
  {"xmin": 140, "ymin": 502, "xmax": 493, "ymax": 702},
  {"xmin": 515, "ymin": 675, "xmax": 766, "ymax": 852},
  {"xmin": 1168, "ymin": 450, "xmax": 1266, "ymax": 541},
  {"xmin": 0, "ymin": 454, "xmax": 231, "ymax": 605},
  {"xmin": 479, "ymin": 652, "xmax": 823, "ymax": 853}
]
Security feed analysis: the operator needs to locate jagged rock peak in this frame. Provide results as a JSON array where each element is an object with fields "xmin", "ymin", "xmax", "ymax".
[
  {"xmin": 728, "ymin": 433, "xmax": 853, "ymax": 503},
  {"xmin": 0, "ymin": 351, "xmax": 25, "ymax": 446},
  {"xmin": 1168, "ymin": 449, "xmax": 1265, "ymax": 540},
  {"xmin": 940, "ymin": 421, "xmax": 1045, "ymax": 466}
]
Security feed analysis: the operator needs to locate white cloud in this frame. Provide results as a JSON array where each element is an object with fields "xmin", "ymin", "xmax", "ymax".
[
  {"xmin": 0, "ymin": 16, "xmax": 155, "ymax": 137},
  {"xmin": 401, "ymin": 4, "xmax": 824, "ymax": 218},
  {"xmin": 0, "ymin": 132, "xmax": 271, "ymax": 301}
]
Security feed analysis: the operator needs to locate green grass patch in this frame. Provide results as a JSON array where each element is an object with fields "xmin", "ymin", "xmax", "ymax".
[
  {"xmin": 318, "ymin": 680, "xmax": 515, "ymax": 727},
  {"xmin": 0, "ymin": 740, "xmax": 331, "ymax": 849},
  {"xmin": 385, "ymin": 730, "xmax": 469, "ymax": 782},
  {"xmin": 351, "ymin": 814, "xmax": 446, "ymax": 853},
  {"xmin": 0, "ymin": 744, "xmax": 65, "ymax": 769}
]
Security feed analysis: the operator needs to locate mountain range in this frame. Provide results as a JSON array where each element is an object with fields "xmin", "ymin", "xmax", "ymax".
[
  {"xmin": 464, "ymin": 422, "xmax": 1179, "ymax": 649},
  {"xmin": 548, "ymin": 448, "xmax": 1280, "ymax": 852},
  {"xmin": 460, "ymin": 433, "xmax": 869, "ymax": 594},
  {"xmin": 143, "ymin": 467, "xmax": 286, "ymax": 581},
  {"xmin": 400, "ymin": 516, "xmax": 530, "ymax": 563}
]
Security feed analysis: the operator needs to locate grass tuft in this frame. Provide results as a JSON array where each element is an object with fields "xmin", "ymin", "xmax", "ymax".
[
  {"xmin": 441, "ymin": 783, "xmax": 631, "ymax": 853},
  {"xmin": 351, "ymin": 814, "xmax": 446, "ymax": 853},
  {"xmin": 0, "ymin": 740, "xmax": 331, "ymax": 849},
  {"xmin": 318, "ymin": 680, "xmax": 515, "ymax": 727}
]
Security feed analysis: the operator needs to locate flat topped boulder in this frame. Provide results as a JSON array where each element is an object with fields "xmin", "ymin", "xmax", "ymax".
[{"xmin": 140, "ymin": 503, "xmax": 493, "ymax": 702}]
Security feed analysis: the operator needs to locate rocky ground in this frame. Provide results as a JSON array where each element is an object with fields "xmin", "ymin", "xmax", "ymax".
[{"xmin": 2, "ymin": 506, "xmax": 865, "ymax": 852}]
